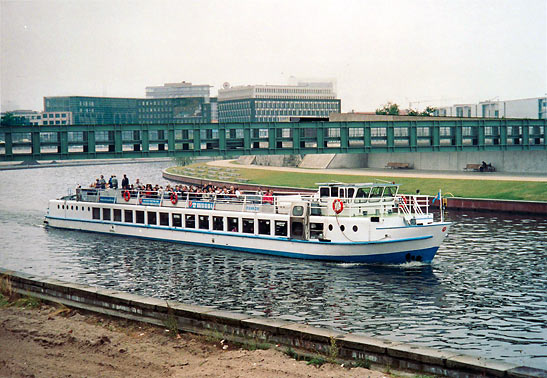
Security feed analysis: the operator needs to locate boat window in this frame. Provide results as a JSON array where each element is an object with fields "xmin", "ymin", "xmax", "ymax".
[
  {"xmin": 124, "ymin": 210, "xmax": 133, "ymax": 223},
  {"xmin": 258, "ymin": 219, "xmax": 271, "ymax": 235},
  {"xmin": 113, "ymin": 209, "xmax": 122, "ymax": 222},
  {"xmin": 291, "ymin": 221, "xmax": 303, "ymax": 237},
  {"xmin": 242, "ymin": 218, "xmax": 254, "ymax": 234},
  {"xmin": 371, "ymin": 187, "xmax": 383, "ymax": 197},
  {"xmin": 319, "ymin": 187, "xmax": 330, "ymax": 198},
  {"xmin": 136, "ymin": 211, "xmax": 145, "ymax": 224},
  {"xmin": 57, "ymin": 205, "xmax": 60, "ymax": 209},
  {"xmin": 159, "ymin": 212, "xmax": 169, "ymax": 226},
  {"xmin": 185, "ymin": 214, "xmax": 195, "ymax": 228},
  {"xmin": 172, "ymin": 213, "xmax": 182, "ymax": 227},
  {"xmin": 103, "ymin": 208, "xmax": 111, "ymax": 221},
  {"xmin": 228, "ymin": 217, "xmax": 238, "ymax": 232},
  {"xmin": 292, "ymin": 206, "xmax": 304, "ymax": 216},
  {"xmin": 348, "ymin": 188, "xmax": 355, "ymax": 198},
  {"xmin": 92, "ymin": 207, "xmax": 100, "ymax": 220},
  {"xmin": 384, "ymin": 186, "xmax": 397, "ymax": 197},
  {"xmin": 330, "ymin": 187, "xmax": 339, "ymax": 197},
  {"xmin": 275, "ymin": 221, "xmax": 288, "ymax": 236},
  {"xmin": 356, "ymin": 188, "xmax": 370, "ymax": 198},
  {"xmin": 147, "ymin": 212, "xmax": 157, "ymax": 225},
  {"xmin": 75, "ymin": 206, "xmax": 78, "ymax": 211},
  {"xmin": 310, "ymin": 223, "xmax": 323, "ymax": 239},
  {"xmin": 199, "ymin": 215, "xmax": 210, "ymax": 230},
  {"xmin": 213, "ymin": 216, "xmax": 224, "ymax": 231},
  {"xmin": 71, "ymin": 205, "xmax": 74, "ymax": 210},
  {"xmin": 353, "ymin": 225, "xmax": 358, "ymax": 232},
  {"xmin": 340, "ymin": 225, "xmax": 345, "ymax": 232},
  {"xmin": 340, "ymin": 188, "xmax": 345, "ymax": 198}
]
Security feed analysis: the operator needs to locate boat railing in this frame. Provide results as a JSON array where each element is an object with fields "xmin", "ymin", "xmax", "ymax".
[
  {"xmin": 395, "ymin": 194, "xmax": 430, "ymax": 216},
  {"xmin": 75, "ymin": 188, "xmax": 432, "ymax": 217}
]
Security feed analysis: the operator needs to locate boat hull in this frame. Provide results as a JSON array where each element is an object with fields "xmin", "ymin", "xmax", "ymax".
[{"xmin": 45, "ymin": 214, "xmax": 448, "ymax": 264}]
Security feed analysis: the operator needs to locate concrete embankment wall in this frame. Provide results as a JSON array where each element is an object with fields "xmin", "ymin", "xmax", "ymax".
[
  {"xmin": 247, "ymin": 151, "xmax": 547, "ymax": 173},
  {"xmin": 2, "ymin": 268, "xmax": 544, "ymax": 378},
  {"xmin": 362, "ymin": 150, "xmax": 547, "ymax": 173},
  {"xmin": 446, "ymin": 197, "xmax": 547, "ymax": 214}
]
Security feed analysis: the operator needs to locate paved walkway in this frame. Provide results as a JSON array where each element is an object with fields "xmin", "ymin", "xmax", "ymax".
[{"xmin": 207, "ymin": 160, "xmax": 547, "ymax": 182}]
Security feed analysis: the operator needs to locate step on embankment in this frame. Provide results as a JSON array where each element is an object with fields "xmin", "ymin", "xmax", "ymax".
[
  {"xmin": 298, "ymin": 154, "xmax": 335, "ymax": 169},
  {"xmin": 1, "ymin": 268, "xmax": 545, "ymax": 378}
]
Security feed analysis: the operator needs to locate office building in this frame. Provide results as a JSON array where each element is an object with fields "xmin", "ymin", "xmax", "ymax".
[
  {"xmin": 217, "ymin": 82, "xmax": 341, "ymax": 122},
  {"xmin": 434, "ymin": 97, "xmax": 546, "ymax": 119}
]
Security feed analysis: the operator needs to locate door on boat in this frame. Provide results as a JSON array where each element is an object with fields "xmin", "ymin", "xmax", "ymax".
[{"xmin": 290, "ymin": 202, "xmax": 309, "ymax": 240}]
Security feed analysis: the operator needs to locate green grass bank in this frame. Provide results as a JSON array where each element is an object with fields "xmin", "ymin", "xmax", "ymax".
[{"xmin": 165, "ymin": 164, "xmax": 547, "ymax": 202}]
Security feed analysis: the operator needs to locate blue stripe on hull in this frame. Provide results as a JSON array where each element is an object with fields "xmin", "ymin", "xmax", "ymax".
[{"xmin": 46, "ymin": 221, "xmax": 439, "ymax": 264}]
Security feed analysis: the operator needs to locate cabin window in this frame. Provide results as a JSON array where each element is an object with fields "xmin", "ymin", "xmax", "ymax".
[
  {"xmin": 62, "ymin": 205, "xmax": 65, "ymax": 209},
  {"xmin": 242, "ymin": 218, "xmax": 254, "ymax": 234},
  {"xmin": 147, "ymin": 212, "xmax": 157, "ymax": 225},
  {"xmin": 57, "ymin": 205, "xmax": 60, "ymax": 209},
  {"xmin": 353, "ymin": 225, "xmax": 358, "ymax": 232},
  {"xmin": 371, "ymin": 187, "xmax": 383, "ymax": 197},
  {"xmin": 340, "ymin": 225, "xmax": 345, "ymax": 232},
  {"xmin": 213, "ymin": 216, "xmax": 224, "ymax": 231},
  {"xmin": 199, "ymin": 215, "xmax": 210, "ymax": 230},
  {"xmin": 124, "ymin": 210, "xmax": 133, "ymax": 223},
  {"xmin": 310, "ymin": 223, "xmax": 323, "ymax": 239},
  {"xmin": 185, "ymin": 214, "xmax": 195, "ymax": 228},
  {"xmin": 356, "ymin": 188, "xmax": 370, "ymax": 198},
  {"xmin": 71, "ymin": 205, "xmax": 74, "ymax": 210},
  {"xmin": 258, "ymin": 219, "xmax": 271, "ymax": 235},
  {"xmin": 291, "ymin": 221, "xmax": 303, "ymax": 237},
  {"xmin": 292, "ymin": 206, "xmax": 304, "ymax": 216},
  {"xmin": 75, "ymin": 206, "xmax": 78, "ymax": 211},
  {"xmin": 330, "ymin": 187, "xmax": 339, "ymax": 197},
  {"xmin": 159, "ymin": 212, "xmax": 169, "ymax": 226},
  {"xmin": 384, "ymin": 186, "xmax": 397, "ymax": 197},
  {"xmin": 228, "ymin": 217, "xmax": 239, "ymax": 232},
  {"xmin": 172, "ymin": 213, "xmax": 182, "ymax": 227},
  {"xmin": 340, "ymin": 189, "xmax": 345, "ymax": 198},
  {"xmin": 103, "ymin": 208, "xmax": 111, "ymax": 221},
  {"xmin": 136, "ymin": 210, "xmax": 145, "ymax": 224},
  {"xmin": 275, "ymin": 221, "xmax": 288, "ymax": 236},
  {"xmin": 348, "ymin": 188, "xmax": 355, "ymax": 198},
  {"xmin": 92, "ymin": 207, "xmax": 100, "ymax": 220},
  {"xmin": 319, "ymin": 187, "xmax": 330, "ymax": 198},
  {"xmin": 113, "ymin": 209, "xmax": 122, "ymax": 222}
]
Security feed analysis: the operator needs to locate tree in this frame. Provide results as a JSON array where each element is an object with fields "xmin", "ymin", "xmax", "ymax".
[
  {"xmin": 1, "ymin": 112, "xmax": 28, "ymax": 126},
  {"xmin": 375, "ymin": 102, "xmax": 400, "ymax": 115}
]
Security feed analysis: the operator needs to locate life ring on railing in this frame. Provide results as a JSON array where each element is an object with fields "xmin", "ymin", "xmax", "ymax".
[
  {"xmin": 332, "ymin": 199, "xmax": 344, "ymax": 214},
  {"xmin": 170, "ymin": 193, "xmax": 178, "ymax": 205},
  {"xmin": 123, "ymin": 191, "xmax": 131, "ymax": 202}
]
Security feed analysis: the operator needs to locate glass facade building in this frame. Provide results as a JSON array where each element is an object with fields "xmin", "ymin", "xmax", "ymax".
[{"xmin": 44, "ymin": 96, "xmax": 210, "ymax": 125}]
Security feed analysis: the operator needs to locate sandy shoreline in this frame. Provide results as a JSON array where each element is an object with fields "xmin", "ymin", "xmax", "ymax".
[{"xmin": 1, "ymin": 303, "xmax": 389, "ymax": 378}]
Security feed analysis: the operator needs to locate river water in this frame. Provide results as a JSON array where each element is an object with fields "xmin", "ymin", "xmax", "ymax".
[{"xmin": 0, "ymin": 161, "xmax": 545, "ymax": 369}]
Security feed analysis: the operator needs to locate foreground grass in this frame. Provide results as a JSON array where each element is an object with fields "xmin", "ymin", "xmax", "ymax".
[{"xmin": 166, "ymin": 164, "xmax": 547, "ymax": 202}]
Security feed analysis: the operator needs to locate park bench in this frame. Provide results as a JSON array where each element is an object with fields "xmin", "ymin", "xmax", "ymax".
[
  {"xmin": 464, "ymin": 163, "xmax": 495, "ymax": 172},
  {"xmin": 386, "ymin": 162, "xmax": 412, "ymax": 169},
  {"xmin": 464, "ymin": 164, "xmax": 481, "ymax": 171}
]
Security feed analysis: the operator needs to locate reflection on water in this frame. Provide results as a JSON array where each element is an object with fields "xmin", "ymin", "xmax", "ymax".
[{"xmin": 0, "ymin": 162, "xmax": 546, "ymax": 369}]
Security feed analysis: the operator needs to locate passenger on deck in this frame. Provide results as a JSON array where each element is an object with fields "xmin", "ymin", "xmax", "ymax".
[{"xmin": 121, "ymin": 174, "xmax": 129, "ymax": 189}]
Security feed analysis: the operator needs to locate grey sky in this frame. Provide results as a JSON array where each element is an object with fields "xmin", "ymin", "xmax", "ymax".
[{"xmin": 1, "ymin": 0, "xmax": 546, "ymax": 112}]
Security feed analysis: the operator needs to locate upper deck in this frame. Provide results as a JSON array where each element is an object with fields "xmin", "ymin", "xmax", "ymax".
[{"xmin": 70, "ymin": 182, "xmax": 432, "ymax": 219}]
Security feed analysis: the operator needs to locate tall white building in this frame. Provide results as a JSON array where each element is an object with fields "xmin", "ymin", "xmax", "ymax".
[{"xmin": 146, "ymin": 81, "xmax": 211, "ymax": 99}]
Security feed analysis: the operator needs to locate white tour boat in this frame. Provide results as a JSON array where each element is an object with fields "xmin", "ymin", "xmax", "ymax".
[{"xmin": 45, "ymin": 182, "xmax": 450, "ymax": 264}]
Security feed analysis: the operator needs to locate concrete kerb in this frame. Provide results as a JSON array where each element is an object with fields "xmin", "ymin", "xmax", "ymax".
[{"xmin": 2, "ymin": 268, "xmax": 545, "ymax": 378}]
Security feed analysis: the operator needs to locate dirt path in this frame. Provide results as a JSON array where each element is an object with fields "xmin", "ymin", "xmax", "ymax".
[
  {"xmin": 1, "ymin": 304, "xmax": 389, "ymax": 378},
  {"xmin": 207, "ymin": 159, "xmax": 547, "ymax": 182}
]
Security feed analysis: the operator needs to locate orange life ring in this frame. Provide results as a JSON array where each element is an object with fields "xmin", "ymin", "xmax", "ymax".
[
  {"xmin": 123, "ymin": 191, "xmax": 131, "ymax": 202},
  {"xmin": 170, "ymin": 193, "xmax": 178, "ymax": 205},
  {"xmin": 332, "ymin": 199, "xmax": 344, "ymax": 214}
]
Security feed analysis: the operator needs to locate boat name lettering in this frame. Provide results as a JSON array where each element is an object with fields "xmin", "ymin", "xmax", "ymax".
[
  {"xmin": 99, "ymin": 197, "xmax": 116, "ymax": 204},
  {"xmin": 245, "ymin": 205, "xmax": 260, "ymax": 212},
  {"xmin": 190, "ymin": 201, "xmax": 214, "ymax": 210},
  {"xmin": 141, "ymin": 198, "xmax": 161, "ymax": 206}
]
